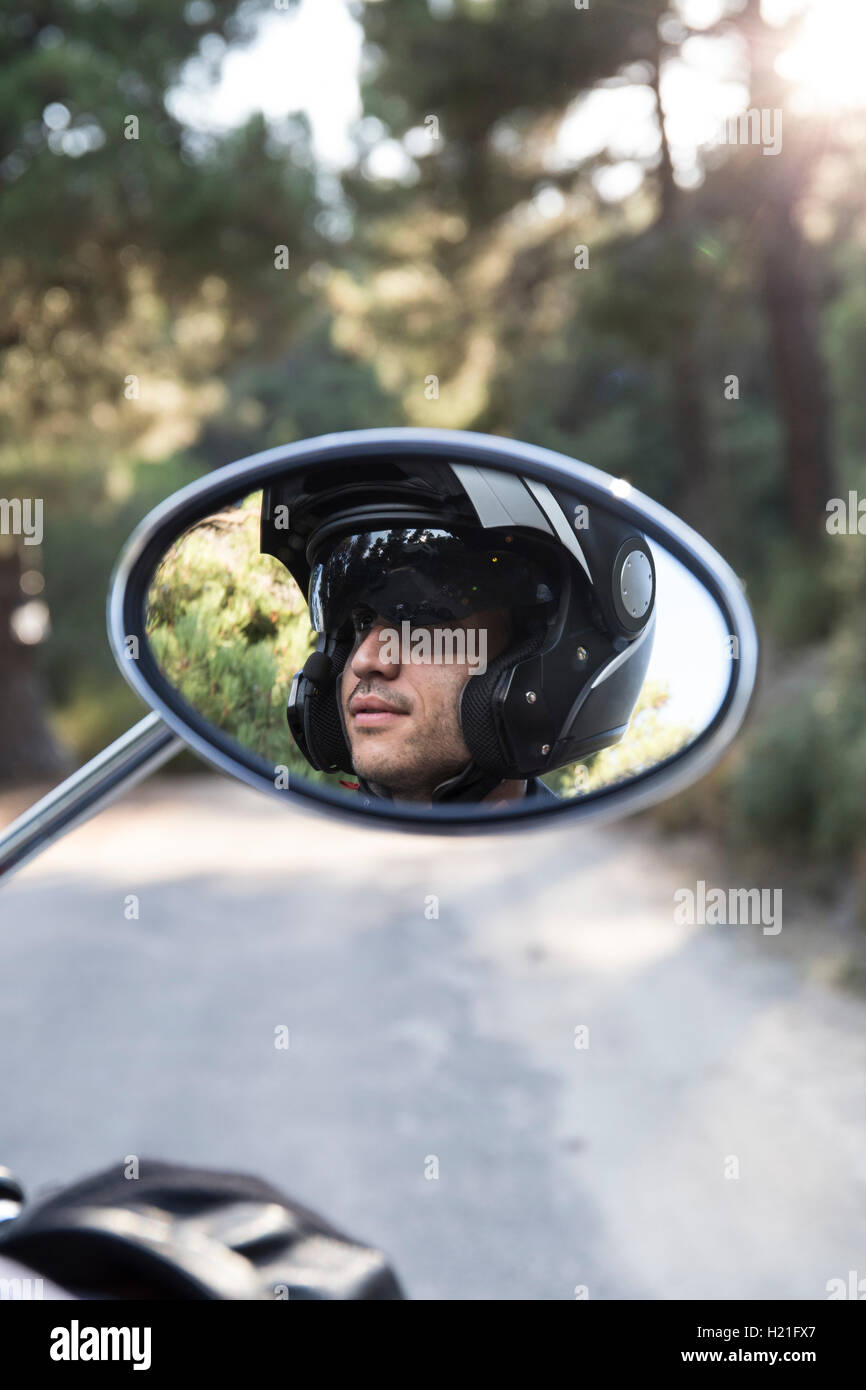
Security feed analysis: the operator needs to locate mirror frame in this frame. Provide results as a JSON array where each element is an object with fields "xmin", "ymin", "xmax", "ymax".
[{"xmin": 107, "ymin": 427, "xmax": 758, "ymax": 835}]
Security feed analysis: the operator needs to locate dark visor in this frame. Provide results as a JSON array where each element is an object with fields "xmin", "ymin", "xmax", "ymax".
[{"xmin": 308, "ymin": 527, "xmax": 557, "ymax": 634}]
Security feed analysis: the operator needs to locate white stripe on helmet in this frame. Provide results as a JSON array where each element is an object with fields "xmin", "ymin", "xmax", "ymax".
[
  {"xmin": 448, "ymin": 461, "xmax": 554, "ymax": 534},
  {"xmin": 520, "ymin": 479, "xmax": 594, "ymax": 585},
  {"xmin": 589, "ymin": 607, "xmax": 656, "ymax": 689}
]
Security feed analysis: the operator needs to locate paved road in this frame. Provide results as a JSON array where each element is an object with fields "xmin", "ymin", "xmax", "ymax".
[{"xmin": 1, "ymin": 774, "xmax": 865, "ymax": 1300}]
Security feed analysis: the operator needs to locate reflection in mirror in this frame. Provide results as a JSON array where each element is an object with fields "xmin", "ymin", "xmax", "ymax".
[{"xmin": 144, "ymin": 461, "xmax": 734, "ymax": 816}]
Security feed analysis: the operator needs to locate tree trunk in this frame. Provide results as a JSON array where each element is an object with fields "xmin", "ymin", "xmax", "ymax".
[
  {"xmin": 0, "ymin": 546, "xmax": 69, "ymax": 786},
  {"xmin": 740, "ymin": 0, "xmax": 836, "ymax": 547},
  {"xmin": 651, "ymin": 48, "xmax": 713, "ymax": 533},
  {"xmin": 759, "ymin": 197, "xmax": 834, "ymax": 544}
]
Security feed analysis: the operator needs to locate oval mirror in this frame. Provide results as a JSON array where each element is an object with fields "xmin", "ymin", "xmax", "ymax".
[{"xmin": 108, "ymin": 429, "xmax": 757, "ymax": 830}]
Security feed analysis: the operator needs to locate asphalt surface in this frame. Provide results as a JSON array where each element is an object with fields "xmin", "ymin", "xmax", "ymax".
[{"xmin": 1, "ymin": 774, "xmax": 865, "ymax": 1300}]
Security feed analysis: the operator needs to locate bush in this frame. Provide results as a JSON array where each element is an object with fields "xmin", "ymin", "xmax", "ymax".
[{"xmin": 146, "ymin": 493, "xmax": 345, "ymax": 791}]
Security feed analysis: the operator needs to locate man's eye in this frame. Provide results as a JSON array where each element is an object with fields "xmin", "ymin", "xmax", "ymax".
[{"xmin": 352, "ymin": 610, "xmax": 375, "ymax": 634}]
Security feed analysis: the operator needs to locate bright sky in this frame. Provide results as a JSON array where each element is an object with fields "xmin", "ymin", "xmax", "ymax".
[
  {"xmin": 169, "ymin": 0, "xmax": 364, "ymax": 170},
  {"xmin": 648, "ymin": 543, "xmax": 732, "ymax": 735},
  {"xmin": 167, "ymin": 0, "xmax": 862, "ymax": 205}
]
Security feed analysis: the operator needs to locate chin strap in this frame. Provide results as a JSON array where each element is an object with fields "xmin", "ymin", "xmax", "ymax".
[
  {"xmin": 356, "ymin": 762, "xmax": 503, "ymax": 805},
  {"xmin": 432, "ymin": 762, "xmax": 503, "ymax": 803}
]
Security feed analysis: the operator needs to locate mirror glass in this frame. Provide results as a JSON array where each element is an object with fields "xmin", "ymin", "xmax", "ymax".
[{"xmin": 140, "ymin": 461, "xmax": 736, "ymax": 817}]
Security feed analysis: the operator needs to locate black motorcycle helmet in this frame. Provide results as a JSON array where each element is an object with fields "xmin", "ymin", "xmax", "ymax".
[{"xmin": 260, "ymin": 455, "xmax": 655, "ymax": 803}]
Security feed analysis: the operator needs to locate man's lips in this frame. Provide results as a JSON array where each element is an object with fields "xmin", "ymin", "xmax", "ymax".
[{"xmin": 348, "ymin": 696, "xmax": 408, "ymax": 727}]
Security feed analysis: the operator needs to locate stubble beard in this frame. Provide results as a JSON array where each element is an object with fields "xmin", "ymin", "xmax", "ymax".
[{"xmin": 349, "ymin": 715, "xmax": 471, "ymax": 801}]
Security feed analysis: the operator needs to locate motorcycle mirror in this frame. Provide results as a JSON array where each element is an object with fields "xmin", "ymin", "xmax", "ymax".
[
  {"xmin": 0, "ymin": 428, "xmax": 758, "ymax": 878},
  {"xmin": 105, "ymin": 428, "xmax": 756, "ymax": 831}
]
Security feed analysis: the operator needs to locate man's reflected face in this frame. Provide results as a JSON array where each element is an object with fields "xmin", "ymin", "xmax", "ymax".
[{"xmin": 340, "ymin": 606, "xmax": 511, "ymax": 801}]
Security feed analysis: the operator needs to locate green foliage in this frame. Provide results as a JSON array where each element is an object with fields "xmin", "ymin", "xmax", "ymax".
[
  {"xmin": 0, "ymin": 0, "xmax": 321, "ymax": 452},
  {"xmin": 582, "ymin": 226, "xmax": 719, "ymax": 358},
  {"xmin": 749, "ymin": 535, "xmax": 842, "ymax": 649},
  {"xmin": 145, "ymin": 496, "xmax": 344, "ymax": 790},
  {"xmin": 717, "ymin": 517, "xmax": 866, "ymax": 863},
  {"xmin": 728, "ymin": 693, "xmax": 824, "ymax": 852},
  {"xmin": 198, "ymin": 313, "xmax": 403, "ymax": 462},
  {"xmin": 826, "ymin": 259, "xmax": 866, "ymax": 464},
  {"xmin": 727, "ymin": 679, "xmax": 866, "ymax": 865}
]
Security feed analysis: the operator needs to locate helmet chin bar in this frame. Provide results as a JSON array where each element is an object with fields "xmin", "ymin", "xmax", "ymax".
[
  {"xmin": 356, "ymin": 762, "xmax": 504, "ymax": 806},
  {"xmin": 431, "ymin": 762, "xmax": 503, "ymax": 803}
]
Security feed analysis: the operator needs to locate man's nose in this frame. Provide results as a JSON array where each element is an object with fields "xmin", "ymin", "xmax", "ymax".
[{"xmin": 349, "ymin": 622, "xmax": 401, "ymax": 679}]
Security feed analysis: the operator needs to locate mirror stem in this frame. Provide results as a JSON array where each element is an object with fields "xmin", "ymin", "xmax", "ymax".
[{"xmin": 0, "ymin": 714, "xmax": 184, "ymax": 885}]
